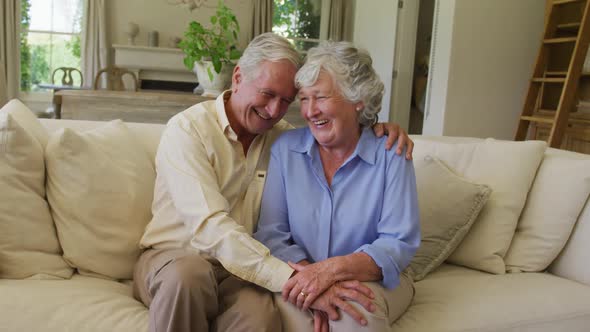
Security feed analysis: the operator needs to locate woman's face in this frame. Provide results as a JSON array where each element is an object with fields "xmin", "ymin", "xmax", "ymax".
[{"xmin": 299, "ymin": 72, "xmax": 362, "ymax": 151}]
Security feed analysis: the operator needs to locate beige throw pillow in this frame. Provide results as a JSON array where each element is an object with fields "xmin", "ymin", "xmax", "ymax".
[
  {"xmin": 506, "ymin": 151, "xmax": 590, "ymax": 272},
  {"xmin": 409, "ymin": 156, "xmax": 491, "ymax": 281},
  {"xmin": 45, "ymin": 120, "xmax": 155, "ymax": 280},
  {"xmin": 413, "ymin": 138, "xmax": 546, "ymax": 274},
  {"xmin": 0, "ymin": 100, "xmax": 73, "ymax": 279}
]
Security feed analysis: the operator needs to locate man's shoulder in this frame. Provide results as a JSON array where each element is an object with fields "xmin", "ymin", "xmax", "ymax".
[{"xmin": 167, "ymin": 100, "xmax": 219, "ymax": 131}]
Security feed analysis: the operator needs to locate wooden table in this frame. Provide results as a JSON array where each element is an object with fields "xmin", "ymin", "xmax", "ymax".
[
  {"xmin": 37, "ymin": 84, "xmax": 88, "ymax": 119},
  {"xmin": 55, "ymin": 89, "xmax": 213, "ymax": 124}
]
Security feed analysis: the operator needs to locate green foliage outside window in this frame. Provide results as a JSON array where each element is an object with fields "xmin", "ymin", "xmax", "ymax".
[
  {"xmin": 20, "ymin": 0, "xmax": 31, "ymax": 91},
  {"xmin": 66, "ymin": 35, "xmax": 81, "ymax": 59},
  {"xmin": 273, "ymin": 0, "xmax": 321, "ymax": 51},
  {"xmin": 30, "ymin": 45, "xmax": 51, "ymax": 86}
]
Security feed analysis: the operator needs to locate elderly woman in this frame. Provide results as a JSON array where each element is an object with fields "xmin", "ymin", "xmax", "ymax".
[{"xmin": 253, "ymin": 41, "xmax": 420, "ymax": 331}]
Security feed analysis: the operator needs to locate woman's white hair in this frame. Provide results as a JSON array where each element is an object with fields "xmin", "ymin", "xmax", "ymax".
[
  {"xmin": 295, "ymin": 41, "xmax": 384, "ymax": 127},
  {"xmin": 238, "ymin": 33, "xmax": 302, "ymax": 82}
]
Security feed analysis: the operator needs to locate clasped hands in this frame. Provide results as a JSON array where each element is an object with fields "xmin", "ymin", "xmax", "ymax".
[{"xmin": 283, "ymin": 259, "xmax": 376, "ymax": 331}]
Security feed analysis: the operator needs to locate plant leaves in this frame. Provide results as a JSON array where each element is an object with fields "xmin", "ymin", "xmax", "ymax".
[{"xmin": 179, "ymin": 1, "xmax": 242, "ymax": 71}]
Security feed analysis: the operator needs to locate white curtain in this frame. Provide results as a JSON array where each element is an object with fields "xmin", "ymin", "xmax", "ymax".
[
  {"xmin": 0, "ymin": 0, "xmax": 19, "ymax": 106},
  {"xmin": 81, "ymin": 0, "xmax": 108, "ymax": 89},
  {"xmin": 327, "ymin": 0, "xmax": 354, "ymax": 41},
  {"xmin": 250, "ymin": 0, "xmax": 273, "ymax": 42}
]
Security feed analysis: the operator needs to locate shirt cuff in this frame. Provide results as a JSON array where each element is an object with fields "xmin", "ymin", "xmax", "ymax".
[
  {"xmin": 356, "ymin": 245, "xmax": 401, "ymax": 289},
  {"xmin": 256, "ymin": 255, "xmax": 294, "ymax": 292},
  {"xmin": 277, "ymin": 247, "xmax": 308, "ymax": 266}
]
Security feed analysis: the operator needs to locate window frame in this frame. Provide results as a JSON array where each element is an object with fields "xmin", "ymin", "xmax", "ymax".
[{"xmin": 18, "ymin": 0, "xmax": 83, "ymax": 104}]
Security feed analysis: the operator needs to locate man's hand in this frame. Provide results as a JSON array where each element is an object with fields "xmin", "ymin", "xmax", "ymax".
[
  {"xmin": 308, "ymin": 281, "xmax": 376, "ymax": 327},
  {"xmin": 372, "ymin": 122, "xmax": 414, "ymax": 160},
  {"xmin": 312, "ymin": 310, "xmax": 329, "ymax": 332}
]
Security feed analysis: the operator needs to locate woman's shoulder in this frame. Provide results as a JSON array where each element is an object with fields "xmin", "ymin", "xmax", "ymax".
[
  {"xmin": 273, "ymin": 127, "xmax": 311, "ymax": 150},
  {"xmin": 365, "ymin": 130, "xmax": 411, "ymax": 167}
]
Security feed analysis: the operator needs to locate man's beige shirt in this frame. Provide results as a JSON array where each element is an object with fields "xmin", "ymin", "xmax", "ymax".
[{"xmin": 140, "ymin": 92, "xmax": 294, "ymax": 292}]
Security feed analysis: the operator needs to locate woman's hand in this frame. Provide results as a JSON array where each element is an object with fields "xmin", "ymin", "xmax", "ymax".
[
  {"xmin": 372, "ymin": 122, "xmax": 414, "ymax": 159},
  {"xmin": 309, "ymin": 281, "xmax": 376, "ymax": 327},
  {"xmin": 283, "ymin": 260, "xmax": 337, "ymax": 309}
]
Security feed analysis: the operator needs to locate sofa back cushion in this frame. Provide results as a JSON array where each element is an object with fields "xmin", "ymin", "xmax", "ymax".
[
  {"xmin": 550, "ymin": 199, "xmax": 590, "ymax": 286},
  {"xmin": 0, "ymin": 100, "xmax": 73, "ymax": 279},
  {"xmin": 413, "ymin": 137, "xmax": 546, "ymax": 274},
  {"xmin": 40, "ymin": 119, "xmax": 165, "ymax": 161},
  {"xmin": 45, "ymin": 120, "xmax": 155, "ymax": 280},
  {"xmin": 505, "ymin": 149, "xmax": 590, "ymax": 273}
]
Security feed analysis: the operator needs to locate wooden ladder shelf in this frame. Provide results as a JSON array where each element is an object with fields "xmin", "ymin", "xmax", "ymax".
[{"xmin": 515, "ymin": 0, "xmax": 590, "ymax": 147}]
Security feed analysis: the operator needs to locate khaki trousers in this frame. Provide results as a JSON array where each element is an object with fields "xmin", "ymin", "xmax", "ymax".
[
  {"xmin": 276, "ymin": 273, "xmax": 414, "ymax": 332},
  {"xmin": 133, "ymin": 249, "xmax": 281, "ymax": 332}
]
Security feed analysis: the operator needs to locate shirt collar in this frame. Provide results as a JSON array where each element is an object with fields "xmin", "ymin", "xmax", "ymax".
[
  {"xmin": 289, "ymin": 127, "xmax": 377, "ymax": 165},
  {"xmin": 214, "ymin": 90, "xmax": 237, "ymax": 140}
]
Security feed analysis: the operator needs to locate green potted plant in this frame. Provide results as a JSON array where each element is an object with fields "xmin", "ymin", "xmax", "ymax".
[{"xmin": 179, "ymin": 1, "xmax": 242, "ymax": 97}]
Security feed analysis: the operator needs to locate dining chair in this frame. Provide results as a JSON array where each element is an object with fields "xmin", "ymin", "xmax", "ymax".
[
  {"xmin": 52, "ymin": 67, "xmax": 83, "ymax": 87},
  {"xmin": 93, "ymin": 66, "xmax": 139, "ymax": 91}
]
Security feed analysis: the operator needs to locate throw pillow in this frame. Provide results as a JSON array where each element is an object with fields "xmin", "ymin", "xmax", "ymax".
[
  {"xmin": 413, "ymin": 138, "xmax": 546, "ymax": 274},
  {"xmin": 409, "ymin": 156, "xmax": 491, "ymax": 281},
  {"xmin": 506, "ymin": 150, "xmax": 590, "ymax": 272},
  {"xmin": 0, "ymin": 100, "xmax": 73, "ymax": 279},
  {"xmin": 45, "ymin": 120, "xmax": 155, "ymax": 280}
]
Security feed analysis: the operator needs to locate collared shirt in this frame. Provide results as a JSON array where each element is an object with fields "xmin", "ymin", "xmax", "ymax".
[
  {"xmin": 254, "ymin": 127, "xmax": 420, "ymax": 289},
  {"xmin": 139, "ymin": 91, "xmax": 294, "ymax": 292}
]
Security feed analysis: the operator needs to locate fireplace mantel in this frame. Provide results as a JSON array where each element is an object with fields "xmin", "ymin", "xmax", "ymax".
[{"xmin": 113, "ymin": 44, "xmax": 196, "ymax": 83}]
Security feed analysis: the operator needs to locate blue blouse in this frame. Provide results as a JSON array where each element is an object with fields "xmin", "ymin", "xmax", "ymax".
[{"xmin": 254, "ymin": 127, "xmax": 420, "ymax": 289}]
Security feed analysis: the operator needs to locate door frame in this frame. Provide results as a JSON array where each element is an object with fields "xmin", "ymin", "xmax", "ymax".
[{"xmin": 389, "ymin": 0, "xmax": 421, "ymax": 131}]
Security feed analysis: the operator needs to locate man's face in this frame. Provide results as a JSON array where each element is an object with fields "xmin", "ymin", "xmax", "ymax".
[{"xmin": 230, "ymin": 60, "xmax": 298, "ymax": 136}]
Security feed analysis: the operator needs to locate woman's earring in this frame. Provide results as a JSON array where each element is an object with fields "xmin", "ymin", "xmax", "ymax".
[{"xmin": 356, "ymin": 106, "xmax": 362, "ymax": 112}]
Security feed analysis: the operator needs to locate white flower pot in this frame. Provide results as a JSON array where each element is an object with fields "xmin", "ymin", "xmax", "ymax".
[{"xmin": 193, "ymin": 60, "xmax": 234, "ymax": 98}]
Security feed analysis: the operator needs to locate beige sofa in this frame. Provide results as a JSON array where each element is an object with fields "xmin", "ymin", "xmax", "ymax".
[{"xmin": 1, "ymin": 99, "xmax": 589, "ymax": 332}]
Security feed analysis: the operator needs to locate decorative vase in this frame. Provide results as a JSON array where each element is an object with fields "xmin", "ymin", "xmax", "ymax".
[
  {"xmin": 125, "ymin": 22, "xmax": 139, "ymax": 45},
  {"xmin": 193, "ymin": 61, "xmax": 234, "ymax": 97}
]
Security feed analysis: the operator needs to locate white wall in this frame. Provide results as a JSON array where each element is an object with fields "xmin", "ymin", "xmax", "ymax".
[
  {"xmin": 106, "ymin": 0, "xmax": 253, "ymax": 50},
  {"xmin": 352, "ymin": 0, "xmax": 398, "ymax": 122},
  {"xmin": 423, "ymin": 0, "xmax": 544, "ymax": 139}
]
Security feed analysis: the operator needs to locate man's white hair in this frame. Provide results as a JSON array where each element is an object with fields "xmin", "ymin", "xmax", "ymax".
[{"xmin": 238, "ymin": 33, "xmax": 302, "ymax": 82}]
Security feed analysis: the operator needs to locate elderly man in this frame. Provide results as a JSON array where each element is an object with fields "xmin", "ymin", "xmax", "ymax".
[{"xmin": 133, "ymin": 33, "xmax": 413, "ymax": 332}]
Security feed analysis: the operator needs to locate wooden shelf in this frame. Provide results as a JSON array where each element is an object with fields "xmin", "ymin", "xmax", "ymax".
[
  {"xmin": 545, "ymin": 71, "xmax": 567, "ymax": 76},
  {"xmin": 544, "ymin": 37, "xmax": 578, "ymax": 43},
  {"xmin": 557, "ymin": 22, "xmax": 581, "ymax": 30},
  {"xmin": 553, "ymin": 0, "xmax": 585, "ymax": 5},
  {"xmin": 532, "ymin": 77, "xmax": 566, "ymax": 83},
  {"xmin": 521, "ymin": 115, "xmax": 555, "ymax": 124}
]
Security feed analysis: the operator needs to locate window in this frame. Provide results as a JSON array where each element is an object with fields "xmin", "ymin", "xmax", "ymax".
[
  {"xmin": 272, "ymin": 0, "xmax": 328, "ymax": 52},
  {"xmin": 20, "ymin": 0, "xmax": 83, "ymax": 92}
]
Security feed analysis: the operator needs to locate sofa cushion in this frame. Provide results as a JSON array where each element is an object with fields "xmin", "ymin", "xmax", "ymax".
[
  {"xmin": 505, "ymin": 150, "xmax": 590, "ymax": 273},
  {"xmin": 413, "ymin": 138, "xmax": 546, "ymax": 274},
  {"xmin": 550, "ymin": 199, "xmax": 590, "ymax": 286},
  {"xmin": 410, "ymin": 156, "xmax": 491, "ymax": 281},
  {"xmin": 0, "ymin": 274, "xmax": 147, "ymax": 331},
  {"xmin": 0, "ymin": 100, "xmax": 73, "ymax": 279},
  {"xmin": 45, "ymin": 120, "xmax": 155, "ymax": 280},
  {"xmin": 394, "ymin": 264, "xmax": 590, "ymax": 332}
]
